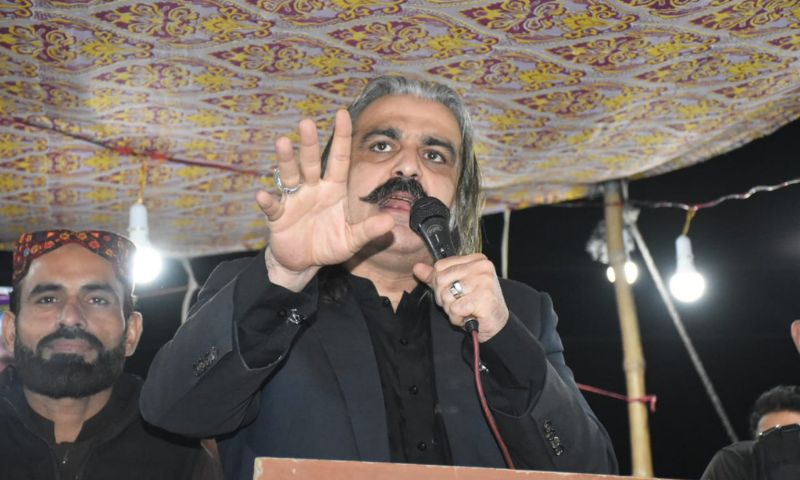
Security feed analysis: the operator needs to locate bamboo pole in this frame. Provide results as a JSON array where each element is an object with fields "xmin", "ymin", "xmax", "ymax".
[{"xmin": 603, "ymin": 181, "xmax": 653, "ymax": 477}]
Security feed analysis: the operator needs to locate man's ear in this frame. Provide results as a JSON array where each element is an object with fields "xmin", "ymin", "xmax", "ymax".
[
  {"xmin": 2, "ymin": 311, "xmax": 16, "ymax": 354},
  {"xmin": 791, "ymin": 320, "xmax": 800, "ymax": 353},
  {"xmin": 124, "ymin": 312, "xmax": 143, "ymax": 357}
]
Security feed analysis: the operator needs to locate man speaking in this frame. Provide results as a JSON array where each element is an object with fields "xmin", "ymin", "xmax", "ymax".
[{"xmin": 140, "ymin": 75, "xmax": 618, "ymax": 480}]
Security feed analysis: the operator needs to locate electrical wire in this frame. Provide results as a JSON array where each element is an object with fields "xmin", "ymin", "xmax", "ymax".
[
  {"xmin": 470, "ymin": 329, "xmax": 515, "ymax": 469},
  {"xmin": 138, "ymin": 157, "xmax": 147, "ymax": 204},
  {"xmin": 638, "ymin": 177, "xmax": 800, "ymax": 211},
  {"xmin": 540, "ymin": 178, "xmax": 800, "ymax": 212},
  {"xmin": 501, "ymin": 208, "xmax": 510, "ymax": 280},
  {"xmin": 681, "ymin": 208, "xmax": 697, "ymax": 236},
  {"xmin": 2, "ymin": 115, "xmax": 267, "ymax": 177}
]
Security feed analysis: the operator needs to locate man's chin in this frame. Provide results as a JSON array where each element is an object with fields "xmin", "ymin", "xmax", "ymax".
[
  {"xmin": 14, "ymin": 343, "xmax": 126, "ymax": 399},
  {"xmin": 42, "ymin": 350, "xmax": 98, "ymax": 363}
]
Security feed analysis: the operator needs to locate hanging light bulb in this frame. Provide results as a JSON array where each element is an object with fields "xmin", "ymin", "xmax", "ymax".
[
  {"xmin": 606, "ymin": 261, "xmax": 639, "ymax": 284},
  {"xmin": 128, "ymin": 202, "xmax": 162, "ymax": 284},
  {"xmin": 669, "ymin": 235, "xmax": 705, "ymax": 303}
]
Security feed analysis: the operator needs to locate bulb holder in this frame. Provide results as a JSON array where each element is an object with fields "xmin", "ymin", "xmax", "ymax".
[
  {"xmin": 128, "ymin": 202, "xmax": 162, "ymax": 284},
  {"xmin": 675, "ymin": 235, "xmax": 698, "ymax": 274},
  {"xmin": 129, "ymin": 203, "xmax": 151, "ymax": 246}
]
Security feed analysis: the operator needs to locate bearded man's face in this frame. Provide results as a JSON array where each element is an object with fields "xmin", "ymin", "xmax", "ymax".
[{"xmin": 2, "ymin": 244, "xmax": 142, "ymax": 399}]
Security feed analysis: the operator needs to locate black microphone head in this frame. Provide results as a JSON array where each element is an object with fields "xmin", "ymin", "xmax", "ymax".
[{"xmin": 410, "ymin": 196, "xmax": 450, "ymax": 236}]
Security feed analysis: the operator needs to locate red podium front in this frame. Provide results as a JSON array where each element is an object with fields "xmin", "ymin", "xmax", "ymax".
[{"xmin": 254, "ymin": 458, "xmax": 668, "ymax": 480}]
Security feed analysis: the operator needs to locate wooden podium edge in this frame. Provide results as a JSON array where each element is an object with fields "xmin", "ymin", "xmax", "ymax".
[{"xmin": 254, "ymin": 457, "xmax": 670, "ymax": 480}]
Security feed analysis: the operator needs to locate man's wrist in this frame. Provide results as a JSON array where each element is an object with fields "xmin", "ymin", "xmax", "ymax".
[{"xmin": 264, "ymin": 246, "xmax": 318, "ymax": 292}]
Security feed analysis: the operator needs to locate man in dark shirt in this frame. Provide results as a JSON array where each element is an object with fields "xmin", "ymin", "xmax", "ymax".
[
  {"xmin": 0, "ymin": 230, "xmax": 218, "ymax": 480},
  {"xmin": 140, "ymin": 75, "xmax": 618, "ymax": 479},
  {"xmin": 702, "ymin": 335, "xmax": 800, "ymax": 479}
]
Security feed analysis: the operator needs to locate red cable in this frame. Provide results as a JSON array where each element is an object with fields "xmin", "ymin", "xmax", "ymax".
[
  {"xmin": 576, "ymin": 383, "xmax": 657, "ymax": 413},
  {"xmin": 471, "ymin": 330, "xmax": 515, "ymax": 469}
]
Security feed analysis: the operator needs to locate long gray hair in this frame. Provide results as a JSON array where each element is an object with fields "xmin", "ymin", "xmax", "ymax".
[{"xmin": 321, "ymin": 75, "xmax": 484, "ymax": 255}]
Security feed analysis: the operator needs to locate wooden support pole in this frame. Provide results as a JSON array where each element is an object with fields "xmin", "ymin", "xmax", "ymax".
[{"xmin": 603, "ymin": 181, "xmax": 653, "ymax": 477}]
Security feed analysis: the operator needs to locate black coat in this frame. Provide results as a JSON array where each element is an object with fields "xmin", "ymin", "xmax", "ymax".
[
  {"xmin": 0, "ymin": 369, "xmax": 215, "ymax": 480},
  {"xmin": 141, "ymin": 254, "xmax": 617, "ymax": 480}
]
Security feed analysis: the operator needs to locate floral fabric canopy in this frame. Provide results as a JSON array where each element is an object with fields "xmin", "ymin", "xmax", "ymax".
[{"xmin": 1, "ymin": 0, "xmax": 799, "ymax": 255}]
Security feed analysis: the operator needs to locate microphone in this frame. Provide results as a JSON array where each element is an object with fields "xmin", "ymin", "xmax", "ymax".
[
  {"xmin": 409, "ymin": 196, "xmax": 456, "ymax": 261},
  {"xmin": 410, "ymin": 196, "xmax": 478, "ymax": 333}
]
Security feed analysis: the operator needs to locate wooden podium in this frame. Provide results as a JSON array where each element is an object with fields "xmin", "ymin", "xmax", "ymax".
[{"xmin": 254, "ymin": 458, "xmax": 666, "ymax": 480}]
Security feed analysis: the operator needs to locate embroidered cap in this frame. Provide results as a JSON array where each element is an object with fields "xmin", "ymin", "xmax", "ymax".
[{"xmin": 12, "ymin": 229, "xmax": 136, "ymax": 289}]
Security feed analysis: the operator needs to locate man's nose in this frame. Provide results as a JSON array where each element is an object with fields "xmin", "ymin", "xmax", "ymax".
[
  {"xmin": 58, "ymin": 299, "xmax": 87, "ymax": 329},
  {"xmin": 392, "ymin": 150, "xmax": 422, "ymax": 179}
]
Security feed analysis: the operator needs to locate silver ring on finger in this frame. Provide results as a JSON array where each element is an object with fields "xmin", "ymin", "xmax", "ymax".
[
  {"xmin": 274, "ymin": 167, "xmax": 302, "ymax": 195},
  {"xmin": 449, "ymin": 280, "xmax": 465, "ymax": 299}
]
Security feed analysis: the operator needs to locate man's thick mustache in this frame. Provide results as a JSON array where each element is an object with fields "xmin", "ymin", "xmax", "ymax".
[
  {"xmin": 37, "ymin": 327, "xmax": 105, "ymax": 353},
  {"xmin": 359, "ymin": 177, "xmax": 427, "ymax": 204}
]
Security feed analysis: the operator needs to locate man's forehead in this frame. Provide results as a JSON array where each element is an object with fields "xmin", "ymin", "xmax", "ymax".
[
  {"xmin": 355, "ymin": 99, "xmax": 462, "ymax": 152},
  {"xmin": 354, "ymin": 95, "xmax": 460, "ymax": 130},
  {"xmin": 22, "ymin": 245, "xmax": 122, "ymax": 293}
]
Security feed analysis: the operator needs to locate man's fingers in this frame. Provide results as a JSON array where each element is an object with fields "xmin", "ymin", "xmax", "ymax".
[
  {"xmin": 275, "ymin": 136, "xmax": 301, "ymax": 188},
  {"xmin": 325, "ymin": 110, "xmax": 352, "ymax": 184},
  {"xmin": 297, "ymin": 118, "xmax": 321, "ymax": 186},
  {"xmin": 348, "ymin": 213, "xmax": 395, "ymax": 252},
  {"xmin": 255, "ymin": 189, "xmax": 282, "ymax": 221}
]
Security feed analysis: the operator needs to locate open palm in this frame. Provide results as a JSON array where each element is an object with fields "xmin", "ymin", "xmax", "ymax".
[{"xmin": 256, "ymin": 110, "xmax": 395, "ymax": 290}]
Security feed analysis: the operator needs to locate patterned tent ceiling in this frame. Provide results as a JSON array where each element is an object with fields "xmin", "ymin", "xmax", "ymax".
[{"xmin": 1, "ymin": 1, "xmax": 799, "ymax": 256}]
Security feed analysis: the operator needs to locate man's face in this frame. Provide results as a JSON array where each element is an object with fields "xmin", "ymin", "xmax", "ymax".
[
  {"xmin": 1, "ymin": 244, "xmax": 142, "ymax": 398},
  {"xmin": 346, "ymin": 94, "xmax": 461, "ymax": 259},
  {"xmin": 758, "ymin": 410, "xmax": 800, "ymax": 435}
]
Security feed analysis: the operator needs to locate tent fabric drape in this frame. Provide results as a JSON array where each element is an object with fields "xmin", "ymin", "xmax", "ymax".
[{"xmin": 1, "ymin": 1, "xmax": 799, "ymax": 255}]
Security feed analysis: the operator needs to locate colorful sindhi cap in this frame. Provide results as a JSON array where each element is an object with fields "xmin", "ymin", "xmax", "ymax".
[{"xmin": 13, "ymin": 230, "xmax": 136, "ymax": 289}]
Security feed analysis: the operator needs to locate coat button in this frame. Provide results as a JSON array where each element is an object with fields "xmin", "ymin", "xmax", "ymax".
[
  {"xmin": 417, "ymin": 442, "xmax": 427, "ymax": 452},
  {"xmin": 382, "ymin": 298, "xmax": 391, "ymax": 307},
  {"xmin": 399, "ymin": 338, "xmax": 408, "ymax": 346},
  {"xmin": 409, "ymin": 385, "xmax": 419, "ymax": 395}
]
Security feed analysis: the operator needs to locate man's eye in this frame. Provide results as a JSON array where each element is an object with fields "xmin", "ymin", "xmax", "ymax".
[
  {"xmin": 425, "ymin": 151, "xmax": 445, "ymax": 163},
  {"xmin": 88, "ymin": 297, "xmax": 110, "ymax": 305},
  {"xmin": 35, "ymin": 296, "xmax": 57, "ymax": 304},
  {"xmin": 371, "ymin": 142, "xmax": 392, "ymax": 152}
]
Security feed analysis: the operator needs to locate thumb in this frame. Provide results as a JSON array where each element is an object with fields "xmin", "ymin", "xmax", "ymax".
[
  {"xmin": 413, "ymin": 263, "xmax": 434, "ymax": 286},
  {"xmin": 348, "ymin": 213, "xmax": 395, "ymax": 252}
]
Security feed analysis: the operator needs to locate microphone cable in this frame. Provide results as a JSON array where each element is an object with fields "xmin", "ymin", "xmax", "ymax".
[{"xmin": 467, "ymin": 322, "xmax": 516, "ymax": 469}]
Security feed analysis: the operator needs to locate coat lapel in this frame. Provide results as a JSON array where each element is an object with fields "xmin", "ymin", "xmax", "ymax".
[
  {"xmin": 311, "ymin": 294, "xmax": 390, "ymax": 462},
  {"xmin": 429, "ymin": 303, "xmax": 505, "ymax": 468}
]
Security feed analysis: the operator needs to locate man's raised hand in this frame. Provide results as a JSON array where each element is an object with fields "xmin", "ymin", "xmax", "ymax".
[{"xmin": 255, "ymin": 110, "xmax": 395, "ymax": 292}]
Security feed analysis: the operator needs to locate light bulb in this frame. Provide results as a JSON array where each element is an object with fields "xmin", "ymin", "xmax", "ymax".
[
  {"xmin": 133, "ymin": 246, "xmax": 162, "ymax": 284},
  {"xmin": 669, "ymin": 235, "xmax": 705, "ymax": 303},
  {"xmin": 670, "ymin": 271, "xmax": 705, "ymax": 303},
  {"xmin": 625, "ymin": 261, "xmax": 638, "ymax": 283},
  {"xmin": 606, "ymin": 261, "xmax": 638, "ymax": 284},
  {"xmin": 129, "ymin": 203, "xmax": 162, "ymax": 285}
]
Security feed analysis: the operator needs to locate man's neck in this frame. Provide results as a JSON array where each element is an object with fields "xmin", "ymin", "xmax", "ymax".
[
  {"xmin": 24, "ymin": 387, "xmax": 113, "ymax": 443},
  {"xmin": 346, "ymin": 258, "xmax": 421, "ymax": 310}
]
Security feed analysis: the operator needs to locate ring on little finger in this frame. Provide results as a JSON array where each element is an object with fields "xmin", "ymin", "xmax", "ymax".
[
  {"xmin": 449, "ymin": 280, "xmax": 465, "ymax": 299},
  {"xmin": 274, "ymin": 167, "xmax": 302, "ymax": 195}
]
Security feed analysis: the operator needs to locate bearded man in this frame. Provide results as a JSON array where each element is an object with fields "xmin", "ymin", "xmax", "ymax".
[{"xmin": 0, "ymin": 230, "xmax": 219, "ymax": 480}]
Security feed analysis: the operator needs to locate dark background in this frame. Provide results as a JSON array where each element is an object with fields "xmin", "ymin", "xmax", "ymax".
[{"xmin": 2, "ymin": 117, "xmax": 799, "ymax": 478}]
